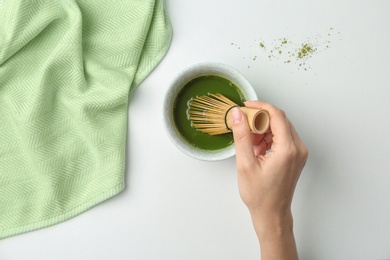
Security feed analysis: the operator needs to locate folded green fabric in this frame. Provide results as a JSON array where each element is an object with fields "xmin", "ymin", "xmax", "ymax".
[{"xmin": 0, "ymin": 0, "xmax": 172, "ymax": 239}]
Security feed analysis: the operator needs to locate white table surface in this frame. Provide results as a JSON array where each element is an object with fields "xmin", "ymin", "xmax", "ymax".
[{"xmin": 2, "ymin": 1, "xmax": 390, "ymax": 259}]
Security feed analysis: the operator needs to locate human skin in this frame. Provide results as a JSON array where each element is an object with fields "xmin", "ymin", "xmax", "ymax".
[{"xmin": 231, "ymin": 101, "xmax": 308, "ymax": 260}]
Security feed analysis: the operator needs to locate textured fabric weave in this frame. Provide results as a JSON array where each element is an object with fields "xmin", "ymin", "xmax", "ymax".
[{"xmin": 0, "ymin": 0, "xmax": 172, "ymax": 239}]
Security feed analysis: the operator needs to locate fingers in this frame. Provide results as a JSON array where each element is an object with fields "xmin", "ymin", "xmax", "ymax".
[
  {"xmin": 244, "ymin": 101, "xmax": 293, "ymax": 145},
  {"xmin": 231, "ymin": 108, "xmax": 258, "ymax": 167},
  {"xmin": 251, "ymin": 133, "xmax": 265, "ymax": 145},
  {"xmin": 233, "ymin": 100, "xmax": 304, "ymax": 167},
  {"xmin": 252, "ymin": 132, "xmax": 273, "ymax": 156},
  {"xmin": 253, "ymin": 140, "xmax": 268, "ymax": 157}
]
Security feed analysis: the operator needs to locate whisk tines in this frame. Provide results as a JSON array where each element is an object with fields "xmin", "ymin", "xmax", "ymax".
[{"xmin": 188, "ymin": 93, "xmax": 238, "ymax": 135}]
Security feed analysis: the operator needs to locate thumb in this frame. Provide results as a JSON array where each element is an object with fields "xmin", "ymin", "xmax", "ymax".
[{"xmin": 231, "ymin": 108, "xmax": 257, "ymax": 165}]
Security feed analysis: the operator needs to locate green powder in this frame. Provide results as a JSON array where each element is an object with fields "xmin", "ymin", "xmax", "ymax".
[
  {"xmin": 297, "ymin": 43, "xmax": 315, "ymax": 59},
  {"xmin": 231, "ymin": 27, "xmax": 340, "ymax": 71}
]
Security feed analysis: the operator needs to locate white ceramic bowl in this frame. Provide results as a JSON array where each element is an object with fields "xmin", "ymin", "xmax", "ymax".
[{"xmin": 163, "ymin": 62, "xmax": 258, "ymax": 161}]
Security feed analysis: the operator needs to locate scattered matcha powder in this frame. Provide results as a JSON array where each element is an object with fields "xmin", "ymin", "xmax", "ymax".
[
  {"xmin": 230, "ymin": 27, "xmax": 340, "ymax": 71},
  {"xmin": 297, "ymin": 43, "xmax": 315, "ymax": 59},
  {"xmin": 231, "ymin": 42, "xmax": 241, "ymax": 50}
]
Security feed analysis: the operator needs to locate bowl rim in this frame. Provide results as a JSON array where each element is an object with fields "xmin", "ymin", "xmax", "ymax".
[{"xmin": 163, "ymin": 62, "xmax": 258, "ymax": 161}]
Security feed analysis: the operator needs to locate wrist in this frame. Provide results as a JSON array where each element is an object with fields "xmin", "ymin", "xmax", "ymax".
[
  {"xmin": 251, "ymin": 211, "xmax": 298, "ymax": 259},
  {"xmin": 250, "ymin": 210, "xmax": 294, "ymax": 238}
]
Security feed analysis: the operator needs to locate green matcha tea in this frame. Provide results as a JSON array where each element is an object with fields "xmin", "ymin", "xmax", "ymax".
[{"xmin": 173, "ymin": 75, "xmax": 246, "ymax": 151}]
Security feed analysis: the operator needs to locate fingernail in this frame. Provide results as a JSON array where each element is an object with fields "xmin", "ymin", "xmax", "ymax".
[{"xmin": 232, "ymin": 108, "xmax": 242, "ymax": 124}]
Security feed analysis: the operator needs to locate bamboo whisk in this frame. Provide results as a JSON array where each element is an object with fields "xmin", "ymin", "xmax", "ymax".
[{"xmin": 188, "ymin": 93, "xmax": 270, "ymax": 135}]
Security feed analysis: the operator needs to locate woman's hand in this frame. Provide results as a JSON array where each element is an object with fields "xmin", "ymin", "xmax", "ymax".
[{"xmin": 231, "ymin": 101, "xmax": 308, "ymax": 260}]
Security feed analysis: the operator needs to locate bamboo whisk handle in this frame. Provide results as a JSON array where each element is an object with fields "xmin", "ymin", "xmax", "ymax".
[{"xmin": 226, "ymin": 107, "xmax": 270, "ymax": 134}]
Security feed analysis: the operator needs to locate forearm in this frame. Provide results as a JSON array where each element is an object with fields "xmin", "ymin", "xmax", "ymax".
[
  {"xmin": 251, "ymin": 211, "xmax": 298, "ymax": 260},
  {"xmin": 231, "ymin": 101, "xmax": 306, "ymax": 259}
]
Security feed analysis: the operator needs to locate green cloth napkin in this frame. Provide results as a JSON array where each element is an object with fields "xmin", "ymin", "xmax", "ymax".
[{"xmin": 0, "ymin": 0, "xmax": 172, "ymax": 239}]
